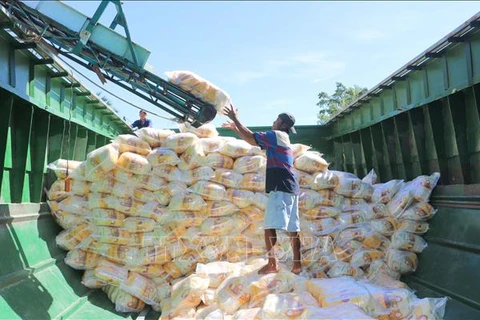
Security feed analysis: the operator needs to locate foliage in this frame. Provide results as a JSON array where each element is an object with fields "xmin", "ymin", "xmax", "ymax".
[{"xmin": 317, "ymin": 82, "xmax": 368, "ymax": 124}]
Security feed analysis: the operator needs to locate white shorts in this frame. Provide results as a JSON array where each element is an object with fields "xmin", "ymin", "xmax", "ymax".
[{"xmin": 264, "ymin": 191, "xmax": 300, "ymax": 232}]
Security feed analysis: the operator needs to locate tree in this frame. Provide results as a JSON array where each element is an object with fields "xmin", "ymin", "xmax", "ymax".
[{"xmin": 317, "ymin": 82, "xmax": 368, "ymax": 124}]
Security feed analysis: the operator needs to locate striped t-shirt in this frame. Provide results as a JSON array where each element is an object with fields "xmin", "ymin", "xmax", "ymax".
[{"xmin": 253, "ymin": 130, "xmax": 299, "ymax": 195}]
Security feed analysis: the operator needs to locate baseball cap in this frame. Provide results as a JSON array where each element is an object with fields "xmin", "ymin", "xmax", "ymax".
[{"xmin": 278, "ymin": 112, "xmax": 297, "ymax": 134}]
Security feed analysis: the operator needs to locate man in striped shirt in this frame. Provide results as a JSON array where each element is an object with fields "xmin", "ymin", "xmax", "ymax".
[{"xmin": 222, "ymin": 104, "xmax": 301, "ymax": 274}]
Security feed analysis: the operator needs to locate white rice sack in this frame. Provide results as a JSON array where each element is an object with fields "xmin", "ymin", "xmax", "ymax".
[
  {"xmin": 161, "ymin": 132, "xmax": 198, "ymax": 154},
  {"xmin": 135, "ymin": 128, "xmax": 175, "ymax": 148},
  {"xmin": 113, "ymin": 134, "xmax": 151, "ymax": 156},
  {"xmin": 47, "ymin": 159, "xmax": 83, "ymax": 179},
  {"xmin": 219, "ymin": 139, "xmax": 260, "ymax": 159},
  {"xmin": 291, "ymin": 143, "xmax": 311, "ymax": 159},
  {"xmin": 294, "ymin": 151, "xmax": 328, "ymax": 173},
  {"xmin": 146, "ymin": 148, "xmax": 181, "ymax": 167},
  {"xmin": 165, "ymin": 70, "xmax": 231, "ymax": 112},
  {"xmin": 233, "ymin": 155, "xmax": 266, "ymax": 174},
  {"xmin": 200, "ymin": 137, "xmax": 225, "ymax": 154},
  {"xmin": 85, "ymin": 144, "xmax": 119, "ymax": 179},
  {"xmin": 116, "ymin": 152, "xmax": 151, "ymax": 175},
  {"xmin": 179, "ymin": 122, "xmax": 219, "ymax": 138}
]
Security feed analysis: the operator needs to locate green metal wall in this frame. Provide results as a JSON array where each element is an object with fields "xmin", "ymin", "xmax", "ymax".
[
  {"xmin": 0, "ymin": 30, "xmax": 131, "ymax": 204},
  {"xmin": 323, "ymin": 21, "xmax": 480, "ymax": 320}
]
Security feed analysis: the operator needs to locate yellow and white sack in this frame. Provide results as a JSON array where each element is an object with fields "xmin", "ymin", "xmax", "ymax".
[{"xmin": 165, "ymin": 70, "xmax": 231, "ymax": 112}]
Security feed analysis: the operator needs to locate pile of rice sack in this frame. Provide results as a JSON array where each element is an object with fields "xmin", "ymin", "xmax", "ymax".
[{"xmin": 46, "ymin": 123, "xmax": 447, "ymax": 319}]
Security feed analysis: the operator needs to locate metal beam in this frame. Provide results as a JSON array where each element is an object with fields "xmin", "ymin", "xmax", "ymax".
[
  {"xmin": 71, "ymin": 1, "xmax": 110, "ymax": 54},
  {"xmin": 34, "ymin": 58, "xmax": 54, "ymax": 65},
  {"xmin": 13, "ymin": 42, "xmax": 36, "ymax": 50},
  {"xmin": 50, "ymin": 71, "xmax": 69, "ymax": 78}
]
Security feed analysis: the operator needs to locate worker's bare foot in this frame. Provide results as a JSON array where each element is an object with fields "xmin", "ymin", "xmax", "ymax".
[
  {"xmin": 258, "ymin": 263, "xmax": 279, "ymax": 274},
  {"xmin": 291, "ymin": 266, "xmax": 302, "ymax": 275},
  {"xmin": 291, "ymin": 263, "xmax": 302, "ymax": 275}
]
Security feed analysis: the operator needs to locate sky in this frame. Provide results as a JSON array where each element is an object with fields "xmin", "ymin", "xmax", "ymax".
[{"xmin": 27, "ymin": 1, "xmax": 480, "ymax": 129}]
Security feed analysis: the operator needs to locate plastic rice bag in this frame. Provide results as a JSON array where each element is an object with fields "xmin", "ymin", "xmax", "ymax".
[
  {"xmin": 227, "ymin": 189, "xmax": 254, "ymax": 208},
  {"xmin": 311, "ymin": 170, "xmax": 339, "ymax": 190},
  {"xmin": 47, "ymin": 159, "xmax": 83, "ymax": 179},
  {"xmin": 180, "ymin": 143, "xmax": 205, "ymax": 169},
  {"xmin": 408, "ymin": 172, "xmax": 440, "ymax": 202},
  {"xmin": 212, "ymin": 168, "xmax": 243, "ymax": 188},
  {"xmin": 239, "ymin": 173, "xmax": 266, "ymax": 192},
  {"xmin": 146, "ymin": 148, "xmax": 181, "ymax": 166},
  {"xmin": 169, "ymin": 192, "xmax": 208, "ymax": 211},
  {"xmin": 47, "ymin": 179, "xmax": 90, "ymax": 200},
  {"xmin": 219, "ymin": 140, "xmax": 258, "ymax": 159},
  {"xmin": 88, "ymin": 243, "xmax": 139, "ymax": 265},
  {"xmin": 360, "ymin": 281, "xmax": 416, "ymax": 320},
  {"xmin": 292, "ymin": 168, "xmax": 314, "ymax": 189},
  {"xmin": 200, "ymin": 137, "xmax": 225, "ymax": 153},
  {"xmin": 370, "ymin": 218, "xmax": 396, "ymax": 236},
  {"xmin": 82, "ymin": 269, "xmax": 107, "ymax": 289},
  {"xmin": 50, "ymin": 207, "xmax": 85, "ymax": 229},
  {"xmin": 300, "ymin": 304, "xmax": 375, "ymax": 320},
  {"xmin": 294, "ymin": 151, "xmax": 329, "ymax": 173},
  {"xmin": 406, "ymin": 297, "xmax": 448, "ymax": 320},
  {"xmin": 161, "ymin": 132, "xmax": 198, "ymax": 154},
  {"xmin": 350, "ymin": 249, "xmax": 384, "ymax": 268},
  {"xmin": 65, "ymin": 249, "xmax": 101, "ymax": 270},
  {"xmin": 216, "ymin": 273, "xmax": 261, "ymax": 314},
  {"xmin": 181, "ymin": 166, "xmax": 215, "ymax": 185},
  {"xmin": 397, "ymin": 202, "xmax": 437, "ymax": 221},
  {"xmin": 90, "ymin": 226, "xmax": 131, "ymax": 245},
  {"xmin": 85, "ymin": 144, "xmax": 119, "ymax": 179},
  {"xmin": 362, "ymin": 169, "xmax": 378, "ymax": 185},
  {"xmin": 163, "ymin": 252, "xmax": 200, "ymax": 279},
  {"xmin": 200, "ymin": 215, "xmax": 247, "ymax": 236},
  {"xmin": 179, "ymin": 122, "xmax": 219, "ymax": 138},
  {"xmin": 203, "ymin": 152, "xmax": 234, "ymax": 169},
  {"xmin": 252, "ymin": 192, "xmax": 268, "ymax": 210},
  {"xmin": 113, "ymin": 134, "xmax": 151, "ymax": 156},
  {"xmin": 396, "ymin": 220, "xmax": 429, "ymax": 235},
  {"xmin": 306, "ymin": 277, "xmax": 381, "ymax": 315},
  {"xmin": 103, "ymin": 285, "xmax": 146, "ymax": 313},
  {"xmin": 305, "ymin": 206, "xmax": 341, "ymax": 219},
  {"xmin": 387, "ymin": 188, "xmax": 414, "ymax": 219},
  {"xmin": 166, "ymin": 70, "xmax": 231, "ymax": 112},
  {"xmin": 123, "ymin": 217, "xmax": 156, "ymax": 233},
  {"xmin": 233, "ymin": 155, "xmax": 266, "ymax": 174},
  {"xmin": 135, "ymin": 127, "xmax": 175, "ymax": 148},
  {"xmin": 299, "ymin": 189, "xmax": 341, "ymax": 210},
  {"xmin": 249, "ymin": 271, "xmax": 299, "ymax": 307},
  {"xmin": 291, "ymin": 143, "xmax": 311, "ymax": 159},
  {"xmin": 188, "ymin": 181, "xmax": 227, "ymax": 201},
  {"xmin": 120, "ymin": 272, "xmax": 158, "ymax": 305},
  {"xmin": 203, "ymin": 200, "xmax": 239, "ymax": 217},
  {"xmin": 196, "ymin": 261, "xmax": 242, "ymax": 288},
  {"xmin": 137, "ymin": 245, "xmax": 172, "ymax": 265},
  {"xmin": 372, "ymin": 180, "xmax": 403, "ymax": 204},
  {"xmin": 116, "ymin": 152, "xmax": 151, "ymax": 175},
  {"xmin": 326, "ymin": 261, "xmax": 365, "ymax": 279},
  {"xmin": 334, "ymin": 178, "xmax": 373, "ymax": 199},
  {"xmin": 94, "ymin": 259, "xmax": 128, "ymax": 286},
  {"xmin": 391, "ymin": 231, "xmax": 428, "ymax": 253},
  {"xmin": 55, "ymin": 222, "xmax": 92, "ymax": 250},
  {"xmin": 386, "ymin": 249, "xmax": 418, "ymax": 274},
  {"xmin": 152, "ymin": 164, "xmax": 182, "ymax": 182}
]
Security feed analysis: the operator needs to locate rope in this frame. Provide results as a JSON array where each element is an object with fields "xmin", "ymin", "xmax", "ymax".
[{"xmin": 65, "ymin": 85, "xmax": 74, "ymax": 192}]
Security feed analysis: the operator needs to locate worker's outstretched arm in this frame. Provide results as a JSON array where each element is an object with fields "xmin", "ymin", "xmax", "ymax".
[{"xmin": 222, "ymin": 104, "xmax": 257, "ymax": 146}]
